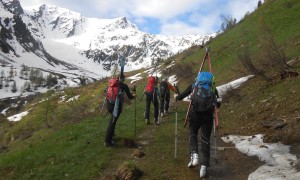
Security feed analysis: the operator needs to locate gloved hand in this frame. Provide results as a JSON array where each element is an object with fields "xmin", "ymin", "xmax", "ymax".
[
  {"xmin": 216, "ymin": 97, "xmax": 222, "ymax": 108},
  {"xmin": 174, "ymin": 93, "xmax": 178, "ymax": 101}
]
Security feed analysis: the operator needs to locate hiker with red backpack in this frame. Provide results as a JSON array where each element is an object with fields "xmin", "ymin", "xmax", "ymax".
[
  {"xmin": 159, "ymin": 77, "xmax": 177, "ymax": 117},
  {"xmin": 144, "ymin": 76, "xmax": 160, "ymax": 125},
  {"xmin": 174, "ymin": 72, "xmax": 220, "ymax": 178},
  {"xmin": 104, "ymin": 74, "xmax": 136, "ymax": 147}
]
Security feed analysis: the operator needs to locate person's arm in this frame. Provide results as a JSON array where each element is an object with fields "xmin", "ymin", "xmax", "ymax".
[
  {"xmin": 123, "ymin": 83, "xmax": 135, "ymax": 99},
  {"xmin": 175, "ymin": 84, "xmax": 193, "ymax": 101},
  {"xmin": 155, "ymin": 86, "xmax": 160, "ymax": 97},
  {"xmin": 167, "ymin": 82, "xmax": 177, "ymax": 93},
  {"xmin": 215, "ymin": 88, "xmax": 221, "ymax": 108}
]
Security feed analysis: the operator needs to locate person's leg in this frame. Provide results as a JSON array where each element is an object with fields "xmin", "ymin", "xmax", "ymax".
[
  {"xmin": 160, "ymin": 95, "xmax": 165, "ymax": 116},
  {"xmin": 153, "ymin": 93, "xmax": 159, "ymax": 122},
  {"xmin": 189, "ymin": 112, "xmax": 202, "ymax": 153},
  {"xmin": 104, "ymin": 104, "xmax": 122, "ymax": 145},
  {"xmin": 188, "ymin": 111, "xmax": 202, "ymax": 167},
  {"xmin": 200, "ymin": 113, "xmax": 213, "ymax": 167},
  {"xmin": 164, "ymin": 93, "xmax": 170, "ymax": 113},
  {"xmin": 105, "ymin": 115, "xmax": 118, "ymax": 145},
  {"xmin": 145, "ymin": 93, "xmax": 152, "ymax": 119}
]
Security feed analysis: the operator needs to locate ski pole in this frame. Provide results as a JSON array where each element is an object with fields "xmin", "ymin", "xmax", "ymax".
[
  {"xmin": 140, "ymin": 87, "xmax": 145, "ymax": 101},
  {"xmin": 87, "ymin": 116, "xmax": 110, "ymax": 144},
  {"xmin": 184, "ymin": 47, "xmax": 210, "ymax": 127},
  {"xmin": 100, "ymin": 88, "xmax": 107, "ymax": 114},
  {"xmin": 132, "ymin": 84, "xmax": 137, "ymax": 138},
  {"xmin": 175, "ymin": 98, "xmax": 178, "ymax": 159}
]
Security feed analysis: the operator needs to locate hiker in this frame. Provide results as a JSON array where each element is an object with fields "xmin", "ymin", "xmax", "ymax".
[
  {"xmin": 104, "ymin": 74, "xmax": 136, "ymax": 147},
  {"xmin": 144, "ymin": 76, "xmax": 160, "ymax": 125},
  {"xmin": 159, "ymin": 77, "xmax": 177, "ymax": 117},
  {"xmin": 174, "ymin": 72, "xmax": 220, "ymax": 178}
]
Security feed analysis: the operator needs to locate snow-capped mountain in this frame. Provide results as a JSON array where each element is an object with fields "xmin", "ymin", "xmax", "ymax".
[{"xmin": 0, "ymin": 0, "xmax": 216, "ymax": 87}]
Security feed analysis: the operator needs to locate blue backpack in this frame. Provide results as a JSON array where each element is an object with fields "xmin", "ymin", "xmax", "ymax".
[{"xmin": 191, "ymin": 72, "xmax": 216, "ymax": 113}]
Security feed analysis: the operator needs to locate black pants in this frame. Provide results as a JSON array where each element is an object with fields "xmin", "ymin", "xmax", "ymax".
[
  {"xmin": 105, "ymin": 102, "xmax": 122, "ymax": 144},
  {"xmin": 160, "ymin": 93, "xmax": 170, "ymax": 113},
  {"xmin": 145, "ymin": 92, "xmax": 159, "ymax": 120},
  {"xmin": 189, "ymin": 111, "xmax": 213, "ymax": 166}
]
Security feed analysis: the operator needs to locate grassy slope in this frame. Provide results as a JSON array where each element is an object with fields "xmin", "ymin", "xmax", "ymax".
[{"xmin": 0, "ymin": 0, "xmax": 300, "ymax": 179}]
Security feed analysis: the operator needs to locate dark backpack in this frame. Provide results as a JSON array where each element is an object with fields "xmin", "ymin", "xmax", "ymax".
[
  {"xmin": 145, "ymin": 76, "xmax": 156, "ymax": 94},
  {"xmin": 160, "ymin": 81, "xmax": 169, "ymax": 95},
  {"xmin": 191, "ymin": 72, "xmax": 216, "ymax": 113},
  {"xmin": 106, "ymin": 78, "xmax": 120, "ymax": 103}
]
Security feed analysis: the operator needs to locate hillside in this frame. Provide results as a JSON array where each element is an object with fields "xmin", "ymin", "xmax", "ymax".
[{"xmin": 0, "ymin": 0, "xmax": 300, "ymax": 179}]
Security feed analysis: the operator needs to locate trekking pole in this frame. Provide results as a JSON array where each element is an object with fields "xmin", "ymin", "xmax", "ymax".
[
  {"xmin": 87, "ymin": 116, "xmax": 110, "ymax": 144},
  {"xmin": 100, "ymin": 88, "xmax": 107, "ymax": 114},
  {"xmin": 174, "ymin": 84, "xmax": 180, "ymax": 159},
  {"xmin": 184, "ymin": 47, "xmax": 210, "ymax": 127},
  {"xmin": 140, "ymin": 86, "xmax": 145, "ymax": 101},
  {"xmin": 175, "ymin": 98, "xmax": 178, "ymax": 159},
  {"xmin": 132, "ymin": 84, "xmax": 137, "ymax": 138}
]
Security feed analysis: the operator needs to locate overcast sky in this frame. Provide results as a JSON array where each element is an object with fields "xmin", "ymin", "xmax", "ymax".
[{"xmin": 19, "ymin": 0, "xmax": 259, "ymax": 36}]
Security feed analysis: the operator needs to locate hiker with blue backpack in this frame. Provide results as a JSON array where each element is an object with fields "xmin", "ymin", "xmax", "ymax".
[
  {"xmin": 174, "ymin": 72, "xmax": 220, "ymax": 178},
  {"xmin": 104, "ymin": 74, "xmax": 136, "ymax": 147}
]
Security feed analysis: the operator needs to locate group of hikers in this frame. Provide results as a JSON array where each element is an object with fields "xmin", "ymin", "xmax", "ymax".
[{"xmin": 102, "ymin": 50, "xmax": 220, "ymax": 178}]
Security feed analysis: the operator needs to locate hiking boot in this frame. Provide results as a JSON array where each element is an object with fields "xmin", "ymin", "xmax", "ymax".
[
  {"xmin": 155, "ymin": 118, "xmax": 160, "ymax": 125},
  {"xmin": 145, "ymin": 119, "xmax": 150, "ymax": 124},
  {"xmin": 200, "ymin": 165, "xmax": 207, "ymax": 178},
  {"xmin": 160, "ymin": 112, "xmax": 164, "ymax": 117},
  {"xmin": 104, "ymin": 141, "xmax": 114, "ymax": 147},
  {"xmin": 188, "ymin": 153, "xmax": 199, "ymax": 168}
]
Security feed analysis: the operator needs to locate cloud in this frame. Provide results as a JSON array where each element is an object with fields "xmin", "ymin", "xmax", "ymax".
[{"xmin": 19, "ymin": 0, "xmax": 258, "ymax": 35}]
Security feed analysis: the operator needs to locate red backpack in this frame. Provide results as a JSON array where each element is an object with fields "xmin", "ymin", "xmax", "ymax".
[
  {"xmin": 106, "ymin": 78, "xmax": 120, "ymax": 103},
  {"xmin": 145, "ymin": 76, "xmax": 156, "ymax": 94}
]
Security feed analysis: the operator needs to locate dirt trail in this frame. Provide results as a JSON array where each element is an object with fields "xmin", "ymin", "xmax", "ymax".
[{"xmin": 101, "ymin": 101, "xmax": 264, "ymax": 179}]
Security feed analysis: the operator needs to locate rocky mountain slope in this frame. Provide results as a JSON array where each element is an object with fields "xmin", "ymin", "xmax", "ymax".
[{"xmin": 1, "ymin": 0, "xmax": 215, "ymax": 82}]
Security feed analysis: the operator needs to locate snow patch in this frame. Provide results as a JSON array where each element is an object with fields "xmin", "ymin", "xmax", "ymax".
[
  {"xmin": 7, "ymin": 110, "xmax": 30, "ymax": 121},
  {"xmin": 221, "ymin": 134, "xmax": 300, "ymax": 180}
]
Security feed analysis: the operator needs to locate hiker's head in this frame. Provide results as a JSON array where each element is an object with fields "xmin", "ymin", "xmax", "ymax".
[
  {"xmin": 163, "ymin": 77, "xmax": 168, "ymax": 82},
  {"xmin": 155, "ymin": 76, "xmax": 159, "ymax": 83},
  {"xmin": 119, "ymin": 75, "xmax": 125, "ymax": 82}
]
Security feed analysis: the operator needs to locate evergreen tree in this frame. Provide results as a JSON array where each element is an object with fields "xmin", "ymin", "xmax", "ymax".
[
  {"xmin": 0, "ymin": 60, "xmax": 4, "ymax": 67},
  {"xmin": 19, "ymin": 69, "xmax": 24, "ymax": 79},
  {"xmin": 0, "ymin": 70, "xmax": 4, "ymax": 79},
  {"xmin": 21, "ymin": 64, "xmax": 26, "ymax": 71},
  {"xmin": 29, "ymin": 68, "xmax": 36, "ymax": 81},
  {"xmin": 11, "ymin": 81, "xmax": 17, "ymax": 93},
  {"xmin": 0, "ymin": 79, "xmax": 3, "ymax": 89},
  {"xmin": 24, "ymin": 81, "xmax": 32, "ymax": 92},
  {"xmin": 9, "ymin": 65, "xmax": 14, "ymax": 81},
  {"xmin": 258, "ymin": 0, "xmax": 262, "ymax": 8},
  {"xmin": 4, "ymin": 77, "xmax": 9, "ymax": 87},
  {"xmin": 24, "ymin": 70, "xmax": 29, "ymax": 80}
]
